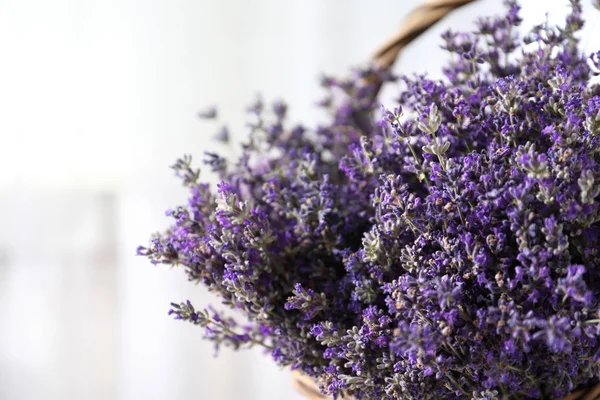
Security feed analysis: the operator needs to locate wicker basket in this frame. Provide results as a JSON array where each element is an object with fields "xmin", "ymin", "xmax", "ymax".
[
  {"xmin": 292, "ymin": 369, "xmax": 600, "ymax": 400},
  {"xmin": 291, "ymin": 1, "xmax": 600, "ymax": 399}
]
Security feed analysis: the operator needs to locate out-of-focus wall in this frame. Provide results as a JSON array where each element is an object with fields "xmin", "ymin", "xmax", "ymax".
[{"xmin": 0, "ymin": 1, "xmax": 598, "ymax": 399}]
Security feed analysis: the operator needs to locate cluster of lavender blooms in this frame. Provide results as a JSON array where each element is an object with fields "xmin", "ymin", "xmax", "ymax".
[{"xmin": 138, "ymin": 1, "xmax": 600, "ymax": 399}]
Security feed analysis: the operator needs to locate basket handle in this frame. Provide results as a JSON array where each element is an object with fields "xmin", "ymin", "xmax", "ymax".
[{"xmin": 370, "ymin": 0, "xmax": 477, "ymax": 97}]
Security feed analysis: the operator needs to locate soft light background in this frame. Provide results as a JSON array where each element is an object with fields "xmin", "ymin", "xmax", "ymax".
[{"xmin": 1, "ymin": 1, "xmax": 599, "ymax": 399}]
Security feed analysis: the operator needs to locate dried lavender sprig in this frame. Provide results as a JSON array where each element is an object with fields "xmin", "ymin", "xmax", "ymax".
[{"xmin": 140, "ymin": 1, "xmax": 600, "ymax": 398}]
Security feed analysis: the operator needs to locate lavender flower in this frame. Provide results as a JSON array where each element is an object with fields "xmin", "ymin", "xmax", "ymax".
[
  {"xmin": 197, "ymin": 105, "xmax": 217, "ymax": 119},
  {"xmin": 140, "ymin": 2, "xmax": 600, "ymax": 398},
  {"xmin": 212, "ymin": 126, "xmax": 229, "ymax": 143}
]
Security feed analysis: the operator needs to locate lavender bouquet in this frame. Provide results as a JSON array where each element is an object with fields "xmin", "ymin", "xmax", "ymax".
[{"xmin": 138, "ymin": 1, "xmax": 600, "ymax": 398}]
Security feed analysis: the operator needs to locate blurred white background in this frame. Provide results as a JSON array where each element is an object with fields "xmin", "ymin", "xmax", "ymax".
[{"xmin": 0, "ymin": 1, "xmax": 598, "ymax": 399}]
